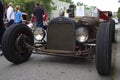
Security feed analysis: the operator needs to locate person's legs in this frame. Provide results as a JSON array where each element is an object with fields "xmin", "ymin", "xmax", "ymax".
[
  {"xmin": 8, "ymin": 19, "xmax": 14, "ymax": 26},
  {"xmin": 39, "ymin": 21, "xmax": 44, "ymax": 29},
  {"xmin": 18, "ymin": 20, "xmax": 22, "ymax": 23},
  {"xmin": 36, "ymin": 20, "xmax": 44, "ymax": 29},
  {"xmin": 35, "ymin": 21, "xmax": 39, "ymax": 27}
]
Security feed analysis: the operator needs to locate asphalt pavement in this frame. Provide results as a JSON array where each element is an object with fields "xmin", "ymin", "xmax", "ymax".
[
  {"xmin": 114, "ymin": 24, "xmax": 120, "ymax": 80},
  {"xmin": 0, "ymin": 24, "xmax": 120, "ymax": 80}
]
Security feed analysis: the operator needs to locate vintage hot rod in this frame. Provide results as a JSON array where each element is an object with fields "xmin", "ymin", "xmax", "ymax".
[{"xmin": 1, "ymin": 5, "xmax": 115, "ymax": 76}]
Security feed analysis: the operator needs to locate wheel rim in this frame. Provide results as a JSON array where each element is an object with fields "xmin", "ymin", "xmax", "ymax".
[{"xmin": 15, "ymin": 33, "xmax": 32, "ymax": 56}]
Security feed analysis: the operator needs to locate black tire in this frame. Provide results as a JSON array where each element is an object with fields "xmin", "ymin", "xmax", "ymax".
[
  {"xmin": 0, "ymin": 27, "xmax": 5, "ymax": 44},
  {"xmin": 96, "ymin": 22, "xmax": 112, "ymax": 76},
  {"xmin": 110, "ymin": 19, "xmax": 115, "ymax": 43},
  {"xmin": 1, "ymin": 24, "xmax": 34, "ymax": 64}
]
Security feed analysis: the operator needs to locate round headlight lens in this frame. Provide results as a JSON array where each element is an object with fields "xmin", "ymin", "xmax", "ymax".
[
  {"xmin": 76, "ymin": 27, "xmax": 89, "ymax": 43},
  {"xmin": 33, "ymin": 28, "xmax": 45, "ymax": 41}
]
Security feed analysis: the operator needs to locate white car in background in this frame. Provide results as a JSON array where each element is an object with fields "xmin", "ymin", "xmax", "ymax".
[{"xmin": 112, "ymin": 18, "xmax": 118, "ymax": 24}]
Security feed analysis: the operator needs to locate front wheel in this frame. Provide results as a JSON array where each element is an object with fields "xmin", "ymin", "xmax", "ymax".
[
  {"xmin": 1, "ymin": 24, "xmax": 34, "ymax": 64},
  {"xmin": 96, "ymin": 22, "xmax": 112, "ymax": 76}
]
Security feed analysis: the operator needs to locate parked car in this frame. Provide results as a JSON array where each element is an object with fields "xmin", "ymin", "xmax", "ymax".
[
  {"xmin": 112, "ymin": 18, "xmax": 118, "ymax": 24},
  {"xmin": 1, "ymin": 5, "xmax": 115, "ymax": 76},
  {"xmin": 118, "ymin": 18, "xmax": 120, "ymax": 23}
]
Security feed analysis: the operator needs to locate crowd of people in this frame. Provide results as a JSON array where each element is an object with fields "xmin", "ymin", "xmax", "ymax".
[
  {"xmin": 0, "ymin": 1, "xmax": 48, "ymax": 56},
  {"xmin": 3, "ymin": 2, "xmax": 48, "ymax": 28}
]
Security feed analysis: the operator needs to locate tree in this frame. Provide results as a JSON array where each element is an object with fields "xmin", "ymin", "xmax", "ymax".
[
  {"xmin": 117, "ymin": 7, "xmax": 120, "ymax": 18},
  {"xmin": 4, "ymin": 0, "xmax": 52, "ymax": 19},
  {"xmin": 59, "ymin": 0, "xmax": 73, "ymax": 3},
  {"xmin": 77, "ymin": 2, "xmax": 83, "ymax": 6}
]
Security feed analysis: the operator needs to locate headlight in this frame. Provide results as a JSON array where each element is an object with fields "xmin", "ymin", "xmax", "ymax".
[
  {"xmin": 33, "ymin": 28, "xmax": 45, "ymax": 41},
  {"xmin": 76, "ymin": 27, "xmax": 89, "ymax": 43}
]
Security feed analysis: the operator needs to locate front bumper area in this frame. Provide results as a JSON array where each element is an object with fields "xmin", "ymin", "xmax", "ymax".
[{"xmin": 25, "ymin": 42, "xmax": 95, "ymax": 57}]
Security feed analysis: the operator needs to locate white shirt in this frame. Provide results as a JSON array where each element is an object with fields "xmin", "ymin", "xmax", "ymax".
[{"xmin": 7, "ymin": 6, "xmax": 15, "ymax": 21}]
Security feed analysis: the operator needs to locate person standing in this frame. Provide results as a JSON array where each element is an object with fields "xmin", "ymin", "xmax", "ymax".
[
  {"xmin": 30, "ymin": 14, "xmax": 36, "ymax": 24},
  {"xmin": 33, "ymin": 2, "xmax": 44, "ymax": 29},
  {"xmin": 0, "ymin": 1, "xmax": 5, "ymax": 56},
  {"xmin": 43, "ymin": 11, "xmax": 48, "ymax": 29},
  {"xmin": 14, "ymin": 5, "xmax": 22, "ymax": 23},
  {"xmin": 43, "ymin": 11, "xmax": 48, "ymax": 23},
  {"xmin": 7, "ymin": 2, "xmax": 15, "ymax": 26}
]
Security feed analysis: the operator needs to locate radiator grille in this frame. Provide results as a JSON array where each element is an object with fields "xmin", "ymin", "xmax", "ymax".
[{"xmin": 47, "ymin": 23, "xmax": 75, "ymax": 51}]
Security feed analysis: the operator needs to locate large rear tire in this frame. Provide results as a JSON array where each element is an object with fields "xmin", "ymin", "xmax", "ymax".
[
  {"xmin": 96, "ymin": 22, "xmax": 112, "ymax": 76},
  {"xmin": 1, "ymin": 24, "xmax": 34, "ymax": 64}
]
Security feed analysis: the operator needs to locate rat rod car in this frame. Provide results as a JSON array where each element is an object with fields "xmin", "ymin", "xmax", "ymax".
[{"xmin": 1, "ymin": 5, "xmax": 115, "ymax": 76}]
